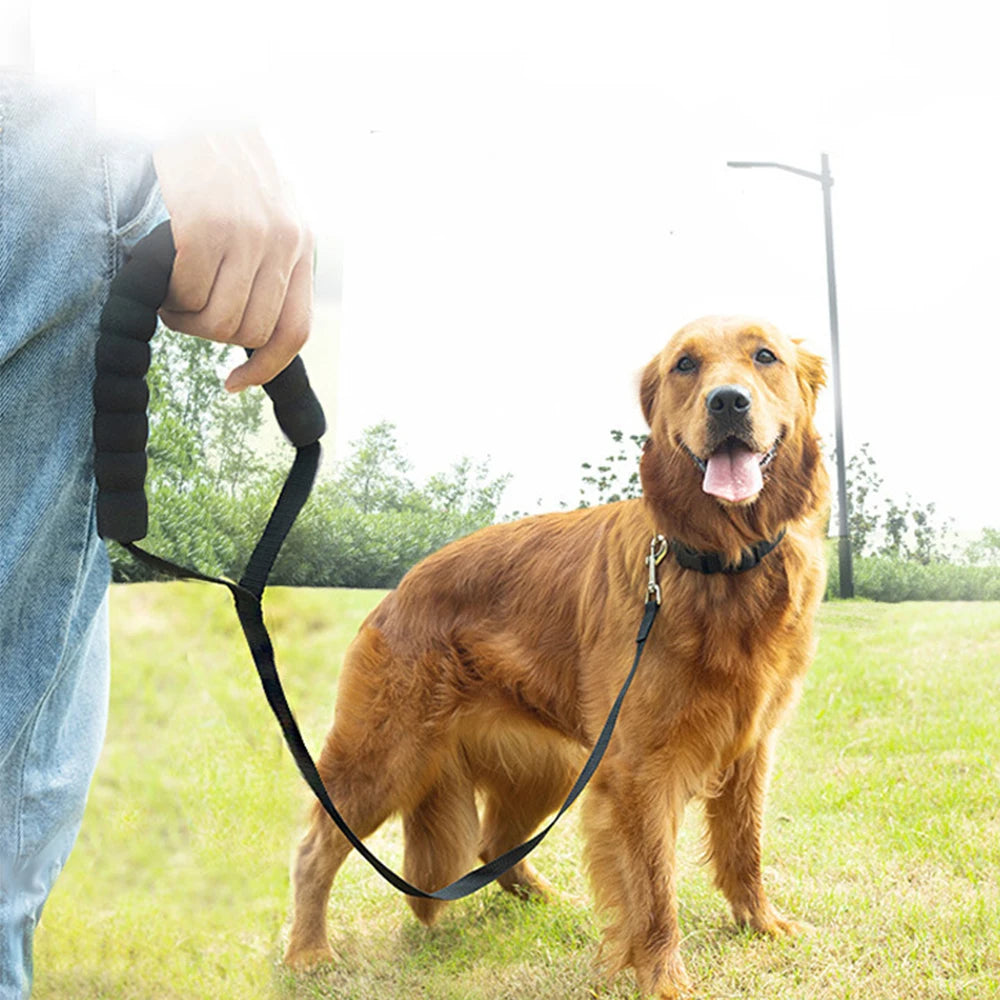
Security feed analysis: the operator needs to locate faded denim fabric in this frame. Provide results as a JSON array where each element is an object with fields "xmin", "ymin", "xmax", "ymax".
[{"xmin": 0, "ymin": 74, "xmax": 165, "ymax": 997}]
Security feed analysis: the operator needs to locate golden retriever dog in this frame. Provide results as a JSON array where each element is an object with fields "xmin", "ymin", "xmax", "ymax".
[{"xmin": 284, "ymin": 315, "xmax": 829, "ymax": 998}]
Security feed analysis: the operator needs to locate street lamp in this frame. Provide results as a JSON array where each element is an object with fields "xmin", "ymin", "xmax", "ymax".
[{"xmin": 726, "ymin": 154, "xmax": 854, "ymax": 599}]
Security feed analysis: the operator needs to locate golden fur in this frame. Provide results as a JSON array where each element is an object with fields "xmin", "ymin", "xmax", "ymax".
[{"xmin": 284, "ymin": 316, "xmax": 829, "ymax": 998}]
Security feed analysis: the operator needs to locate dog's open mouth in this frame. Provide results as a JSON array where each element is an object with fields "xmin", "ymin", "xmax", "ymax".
[{"xmin": 682, "ymin": 435, "xmax": 782, "ymax": 503}]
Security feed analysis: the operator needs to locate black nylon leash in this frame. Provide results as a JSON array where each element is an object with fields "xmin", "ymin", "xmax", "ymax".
[{"xmin": 93, "ymin": 221, "xmax": 664, "ymax": 901}]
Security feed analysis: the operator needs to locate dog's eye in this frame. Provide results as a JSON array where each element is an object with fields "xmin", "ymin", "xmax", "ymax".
[
  {"xmin": 754, "ymin": 348, "xmax": 778, "ymax": 365},
  {"xmin": 674, "ymin": 356, "xmax": 697, "ymax": 374}
]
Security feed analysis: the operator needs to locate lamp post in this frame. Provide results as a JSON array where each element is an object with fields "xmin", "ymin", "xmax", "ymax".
[{"xmin": 726, "ymin": 154, "xmax": 854, "ymax": 598}]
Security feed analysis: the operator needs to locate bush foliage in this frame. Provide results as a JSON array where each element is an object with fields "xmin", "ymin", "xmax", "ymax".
[
  {"xmin": 826, "ymin": 553, "xmax": 1000, "ymax": 602},
  {"xmin": 112, "ymin": 475, "xmax": 501, "ymax": 588},
  {"xmin": 111, "ymin": 334, "xmax": 509, "ymax": 587}
]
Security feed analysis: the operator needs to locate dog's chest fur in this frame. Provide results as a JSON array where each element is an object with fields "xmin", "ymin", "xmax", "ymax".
[{"xmin": 635, "ymin": 560, "xmax": 813, "ymax": 776}]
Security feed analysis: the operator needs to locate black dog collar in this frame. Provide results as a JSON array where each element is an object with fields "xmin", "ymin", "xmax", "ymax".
[{"xmin": 669, "ymin": 528, "xmax": 786, "ymax": 575}]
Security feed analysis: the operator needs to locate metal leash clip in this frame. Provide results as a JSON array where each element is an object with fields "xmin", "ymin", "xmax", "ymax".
[{"xmin": 645, "ymin": 534, "xmax": 668, "ymax": 605}]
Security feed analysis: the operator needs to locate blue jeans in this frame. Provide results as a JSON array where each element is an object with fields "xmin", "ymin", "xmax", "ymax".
[{"xmin": 0, "ymin": 75, "xmax": 166, "ymax": 997}]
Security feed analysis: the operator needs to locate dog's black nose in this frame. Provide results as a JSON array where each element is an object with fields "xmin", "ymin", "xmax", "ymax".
[{"xmin": 706, "ymin": 384, "xmax": 752, "ymax": 417}]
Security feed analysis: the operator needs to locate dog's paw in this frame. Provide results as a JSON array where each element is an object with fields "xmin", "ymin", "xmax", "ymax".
[
  {"xmin": 636, "ymin": 953, "xmax": 693, "ymax": 1000},
  {"xmin": 654, "ymin": 979, "xmax": 694, "ymax": 1000},
  {"xmin": 497, "ymin": 860, "xmax": 564, "ymax": 904},
  {"xmin": 768, "ymin": 915, "xmax": 816, "ymax": 938},
  {"xmin": 283, "ymin": 943, "xmax": 335, "ymax": 972},
  {"xmin": 652, "ymin": 970, "xmax": 694, "ymax": 999},
  {"xmin": 745, "ymin": 908, "xmax": 816, "ymax": 939}
]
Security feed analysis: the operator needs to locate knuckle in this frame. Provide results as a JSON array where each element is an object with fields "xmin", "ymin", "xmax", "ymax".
[
  {"xmin": 246, "ymin": 216, "xmax": 270, "ymax": 246},
  {"xmin": 273, "ymin": 215, "xmax": 303, "ymax": 249},
  {"xmin": 245, "ymin": 328, "xmax": 271, "ymax": 349},
  {"xmin": 214, "ymin": 310, "xmax": 244, "ymax": 343},
  {"xmin": 200, "ymin": 212, "xmax": 237, "ymax": 246},
  {"xmin": 160, "ymin": 310, "xmax": 200, "ymax": 338},
  {"xmin": 164, "ymin": 288, "xmax": 204, "ymax": 314},
  {"xmin": 165, "ymin": 270, "xmax": 211, "ymax": 313},
  {"xmin": 214, "ymin": 210, "xmax": 263, "ymax": 249},
  {"xmin": 188, "ymin": 291, "xmax": 212, "ymax": 313}
]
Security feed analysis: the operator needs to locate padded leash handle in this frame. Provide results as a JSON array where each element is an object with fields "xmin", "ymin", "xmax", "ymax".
[{"xmin": 94, "ymin": 219, "xmax": 326, "ymax": 542}]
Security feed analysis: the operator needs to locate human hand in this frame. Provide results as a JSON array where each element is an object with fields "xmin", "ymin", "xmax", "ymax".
[{"xmin": 152, "ymin": 129, "xmax": 313, "ymax": 392}]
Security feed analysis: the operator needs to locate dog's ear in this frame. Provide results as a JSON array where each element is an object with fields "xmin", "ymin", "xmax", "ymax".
[
  {"xmin": 793, "ymin": 340, "xmax": 827, "ymax": 414},
  {"xmin": 639, "ymin": 357, "xmax": 661, "ymax": 427}
]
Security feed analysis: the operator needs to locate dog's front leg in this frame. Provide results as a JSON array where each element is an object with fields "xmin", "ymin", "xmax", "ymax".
[
  {"xmin": 582, "ymin": 766, "xmax": 692, "ymax": 999},
  {"xmin": 703, "ymin": 736, "xmax": 809, "ymax": 937}
]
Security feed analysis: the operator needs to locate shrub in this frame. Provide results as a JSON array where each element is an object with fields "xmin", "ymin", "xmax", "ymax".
[
  {"xmin": 109, "ymin": 478, "xmax": 496, "ymax": 589},
  {"xmin": 110, "ymin": 418, "xmax": 510, "ymax": 589},
  {"xmin": 826, "ymin": 554, "xmax": 1000, "ymax": 602}
]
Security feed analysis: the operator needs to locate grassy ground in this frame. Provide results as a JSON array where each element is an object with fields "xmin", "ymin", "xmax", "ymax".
[{"xmin": 31, "ymin": 587, "xmax": 1000, "ymax": 1000}]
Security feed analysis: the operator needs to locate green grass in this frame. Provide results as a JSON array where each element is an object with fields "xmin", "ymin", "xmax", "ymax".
[{"xmin": 32, "ymin": 588, "xmax": 1000, "ymax": 1000}]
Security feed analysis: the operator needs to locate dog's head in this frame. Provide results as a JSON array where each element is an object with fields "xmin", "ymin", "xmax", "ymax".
[{"xmin": 639, "ymin": 316, "xmax": 828, "ymax": 543}]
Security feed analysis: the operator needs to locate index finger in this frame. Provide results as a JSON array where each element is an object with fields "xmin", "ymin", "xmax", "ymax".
[
  {"xmin": 162, "ymin": 233, "xmax": 225, "ymax": 313},
  {"xmin": 223, "ymin": 252, "xmax": 313, "ymax": 391}
]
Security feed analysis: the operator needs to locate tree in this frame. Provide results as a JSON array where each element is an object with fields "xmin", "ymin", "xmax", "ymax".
[
  {"xmin": 146, "ymin": 329, "xmax": 267, "ymax": 496},
  {"xmin": 578, "ymin": 430, "xmax": 647, "ymax": 508},
  {"xmin": 119, "ymin": 330, "xmax": 513, "ymax": 587},
  {"xmin": 333, "ymin": 423, "xmax": 510, "ymax": 521},
  {"xmin": 841, "ymin": 443, "xmax": 883, "ymax": 555},
  {"xmin": 209, "ymin": 382, "xmax": 267, "ymax": 497},
  {"xmin": 337, "ymin": 421, "xmax": 415, "ymax": 513},
  {"xmin": 830, "ymin": 442, "xmax": 956, "ymax": 563},
  {"xmin": 964, "ymin": 526, "xmax": 1000, "ymax": 566},
  {"xmin": 423, "ymin": 456, "xmax": 512, "ymax": 520}
]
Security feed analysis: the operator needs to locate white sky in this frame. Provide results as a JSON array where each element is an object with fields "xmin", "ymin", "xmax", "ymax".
[{"xmin": 29, "ymin": 0, "xmax": 1000, "ymax": 532}]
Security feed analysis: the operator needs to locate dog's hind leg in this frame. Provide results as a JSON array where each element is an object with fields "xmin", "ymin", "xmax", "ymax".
[
  {"xmin": 284, "ymin": 803, "xmax": 364, "ymax": 969},
  {"xmin": 283, "ymin": 744, "xmax": 398, "ymax": 970},
  {"xmin": 476, "ymin": 731, "xmax": 578, "ymax": 902},
  {"xmin": 285, "ymin": 633, "xmax": 440, "ymax": 969},
  {"xmin": 402, "ymin": 759, "xmax": 479, "ymax": 926}
]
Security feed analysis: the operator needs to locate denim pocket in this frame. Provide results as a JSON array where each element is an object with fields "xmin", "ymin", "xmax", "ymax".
[{"xmin": 102, "ymin": 140, "xmax": 168, "ymax": 263}]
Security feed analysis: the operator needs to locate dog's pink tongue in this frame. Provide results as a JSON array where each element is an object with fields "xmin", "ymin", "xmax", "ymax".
[{"xmin": 703, "ymin": 445, "xmax": 764, "ymax": 502}]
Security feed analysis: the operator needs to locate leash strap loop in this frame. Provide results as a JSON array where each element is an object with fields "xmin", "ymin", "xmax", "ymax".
[{"xmin": 94, "ymin": 223, "xmax": 661, "ymax": 901}]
